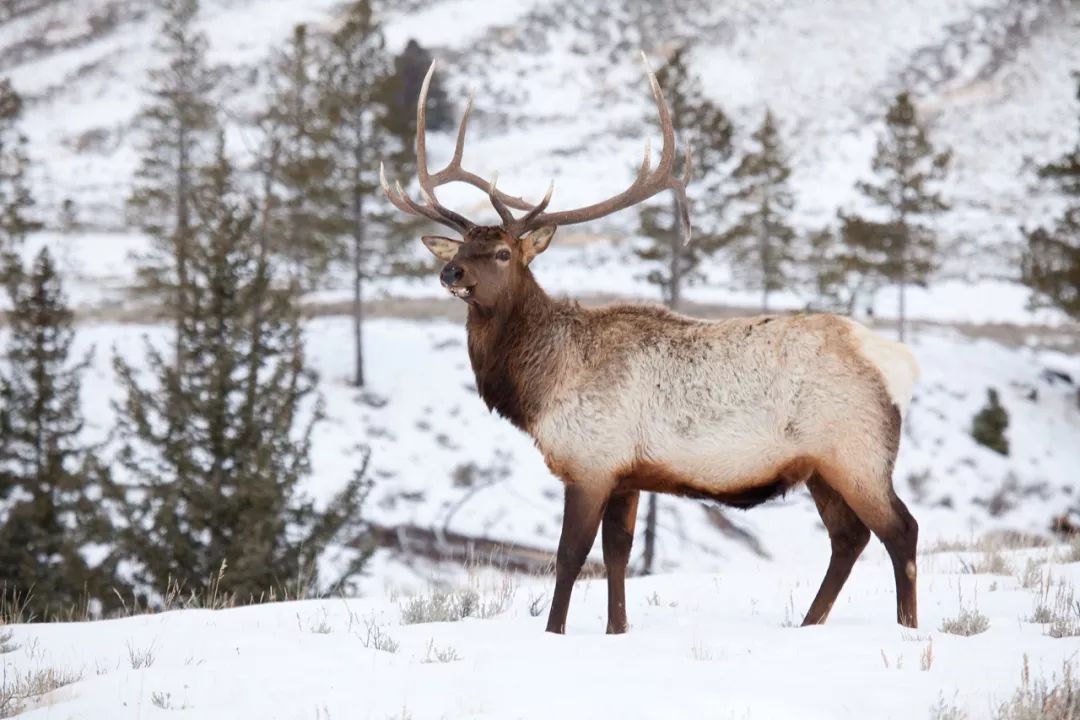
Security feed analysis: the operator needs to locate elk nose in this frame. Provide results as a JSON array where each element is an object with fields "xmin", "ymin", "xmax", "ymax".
[{"xmin": 440, "ymin": 263, "xmax": 464, "ymax": 286}]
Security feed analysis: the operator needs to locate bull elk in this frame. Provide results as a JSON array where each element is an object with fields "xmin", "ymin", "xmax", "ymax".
[{"xmin": 381, "ymin": 56, "xmax": 920, "ymax": 634}]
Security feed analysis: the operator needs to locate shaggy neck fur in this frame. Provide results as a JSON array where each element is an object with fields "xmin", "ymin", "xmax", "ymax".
[{"xmin": 465, "ymin": 269, "xmax": 571, "ymax": 432}]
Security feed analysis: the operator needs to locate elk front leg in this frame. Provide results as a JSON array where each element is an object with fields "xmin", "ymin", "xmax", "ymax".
[
  {"xmin": 546, "ymin": 483, "xmax": 608, "ymax": 634},
  {"xmin": 602, "ymin": 490, "xmax": 639, "ymax": 634}
]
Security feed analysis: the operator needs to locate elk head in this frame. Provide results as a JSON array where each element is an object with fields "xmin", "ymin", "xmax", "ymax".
[{"xmin": 380, "ymin": 53, "xmax": 693, "ymax": 310}]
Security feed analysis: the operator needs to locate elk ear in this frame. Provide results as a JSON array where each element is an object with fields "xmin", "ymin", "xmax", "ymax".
[
  {"xmin": 520, "ymin": 225, "xmax": 556, "ymax": 265},
  {"xmin": 421, "ymin": 236, "xmax": 462, "ymax": 262}
]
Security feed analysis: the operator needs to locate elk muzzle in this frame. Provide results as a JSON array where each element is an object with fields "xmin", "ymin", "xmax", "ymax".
[{"xmin": 439, "ymin": 263, "xmax": 473, "ymax": 299}]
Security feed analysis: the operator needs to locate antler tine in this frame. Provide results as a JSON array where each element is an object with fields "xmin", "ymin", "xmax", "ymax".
[
  {"xmin": 642, "ymin": 51, "xmax": 676, "ymax": 175},
  {"xmin": 513, "ymin": 52, "xmax": 694, "ymax": 243},
  {"xmin": 639, "ymin": 137, "xmax": 652, "ymax": 180},
  {"xmin": 379, "ymin": 161, "xmax": 471, "ymax": 233},
  {"xmin": 487, "ymin": 173, "xmax": 516, "ymax": 226},
  {"xmin": 679, "ymin": 139, "xmax": 693, "ymax": 244},
  {"xmin": 510, "ymin": 180, "xmax": 555, "ymax": 232}
]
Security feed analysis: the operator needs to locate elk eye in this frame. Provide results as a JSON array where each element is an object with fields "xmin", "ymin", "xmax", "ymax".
[{"xmin": 495, "ymin": 249, "xmax": 511, "ymax": 262}]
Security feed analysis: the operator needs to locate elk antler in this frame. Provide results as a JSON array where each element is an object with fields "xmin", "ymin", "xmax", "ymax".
[
  {"xmin": 379, "ymin": 60, "xmax": 539, "ymax": 234},
  {"xmin": 503, "ymin": 53, "xmax": 693, "ymax": 242},
  {"xmin": 381, "ymin": 54, "xmax": 693, "ymax": 243}
]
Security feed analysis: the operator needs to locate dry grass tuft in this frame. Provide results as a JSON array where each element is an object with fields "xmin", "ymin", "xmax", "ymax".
[
  {"xmin": 126, "ymin": 641, "xmax": 156, "ymax": 670},
  {"xmin": 358, "ymin": 618, "xmax": 399, "ymax": 653},
  {"xmin": 940, "ymin": 591, "xmax": 991, "ymax": 637},
  {"xmin": 959, "ymin": 548, "xmax": 1013, "ymax": 576},
  {"xmin": 0, "ymin": 629, "xmax": 16, "ymax": 655},
  {"xmin": 400, "ymin": 572, "xmax": 517, "ymax": 625},
  {"xmin": 1028, "ymin": 579, "xmax": 1080, "ymax": 638},
  {"xmin": 993, "ymin": 656, "xmax": 1080, "ymax": 720},
  {"xmin": 929, "ymin": 694, "xmax": 968, "ymax": 720},
  {"xmin": 0, "ymin": 666, "xmax": 83, "ymax": 718},
  {"xmin": 421, "ymin": 639, "xmax": 461, "ymax": 664}
]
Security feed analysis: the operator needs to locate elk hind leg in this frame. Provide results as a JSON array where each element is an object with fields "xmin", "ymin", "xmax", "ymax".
[
  {"xmin": 802, "ymin": 473, "xmax": 870, "ymax": 625},
  {"xmin": 831, "ymin": 478, "xmax": 919, "ymax": 628}
]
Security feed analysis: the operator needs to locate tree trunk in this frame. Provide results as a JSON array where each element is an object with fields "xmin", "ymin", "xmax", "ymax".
[
  {"xmin": 175, "ymin": 124, "xmax": 190, "ymax": 371},
  {"xmin": 898, "ymin": 282, "xmax": 906, "ymax": 342},
  {"xmin": 897, "ymin": 218, "xmax": 908, "ymax": 343},
  {"xmin": 760, "ymin": 200, "xmax": 770, "ymax": 313},
  {"xmin": 643, "ymin": 200, "xmax": 686, "ymax": 574},
  {"xmin": 351, "ymin": 119, "xmax": 366, "ymax": 388},
  {"xmin": 667, "ymin": 194, "xmax": 683, "ymax": 311},
  {"xmin": 352, "ymin": 210, "xmax": 364, "ymax": 388},
  {"xmin": 641, "ymin": 493, "xmax": 658, "ymax": 575}
]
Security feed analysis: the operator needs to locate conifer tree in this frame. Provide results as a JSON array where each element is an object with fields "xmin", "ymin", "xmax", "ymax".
[
  {"xmin": 377, "ymin": 38, "xmax": 453, "ymax": 157},
  {"xmin": 634, "ymin": 48, "xmax": 734, "ymax": 311},
  {"xmin": 128, "ymin": 0, "xmax": 219, "ymax": 337},
  {"xmin": 724, "ymin": 110, "xmax": 797, "ymax": 312},
  {"xmin": 0, "ymin": 78, "xmax": 38, "ymax": 266},
  {"xmin": 1021, "ymin": 73, "xmax": 1080, "ymax": 321},
  {"xmin": 848, "ymin": 92, "xmax": 950, "ymax": 340},
  {"xmin": 256, "ymin": 24, "xmax": 344, "ymax": 288},
  {"xmin": 113, "ymin": 141, "xmax": 364, "ymax": 601},
  {"xmin": 320, "ymin": 0, "xmax": 422, "ymax": 387},
  {"xmin": 971, "ymin": 388, "xmax": 1009, "ymax": 456},
  {"xmin": 0, "ymin": 248, "xmax": 123, "ymax": 619}
]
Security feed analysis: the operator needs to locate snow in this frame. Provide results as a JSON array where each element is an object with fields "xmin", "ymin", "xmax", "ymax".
[{"xmin": 5, "ymin": 545, "xmax": 1080, "ymax": 719}]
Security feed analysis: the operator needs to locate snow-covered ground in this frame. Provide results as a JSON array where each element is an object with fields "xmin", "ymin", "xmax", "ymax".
[{"xmin": 5, "ymin": 542, "xmax": 1080, "ymax": 719}]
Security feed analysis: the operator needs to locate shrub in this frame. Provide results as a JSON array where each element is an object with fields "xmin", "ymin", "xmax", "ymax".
[
  {"xmin": 940, "ymin": 607, "xmax": 990, "ymax": 636},
  {"xmin": 993, "ymin": 656, "xmax": 1080, "ymax": 720},
  {"xmin": 971, "ymin": 388, "xmax": 1009, "ymax": 455}
]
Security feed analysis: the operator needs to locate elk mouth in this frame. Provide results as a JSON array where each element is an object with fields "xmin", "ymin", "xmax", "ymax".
[{"xmin": 447, "ymin": 285, "xmax": 475, "ymax": 300}]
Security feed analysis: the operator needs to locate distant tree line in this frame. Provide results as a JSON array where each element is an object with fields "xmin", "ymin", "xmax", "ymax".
[{"xmin": 634, "ymin": 52, "xmax": 952, "ymax": 336}]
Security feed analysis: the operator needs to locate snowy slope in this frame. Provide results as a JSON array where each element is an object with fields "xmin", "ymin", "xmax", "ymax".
[
  {"xmin": 4, "ymin": 544, "xmax": 1080, "ymax": 719},
  {"xmin": 3, "ymin": 0, "xmax": 1079, "ymax": 253}
]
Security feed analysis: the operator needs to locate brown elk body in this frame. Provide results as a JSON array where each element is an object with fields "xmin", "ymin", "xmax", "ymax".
[{"xmin": 382, "ymin": 57, "xmax": 920, "ymax": 634}]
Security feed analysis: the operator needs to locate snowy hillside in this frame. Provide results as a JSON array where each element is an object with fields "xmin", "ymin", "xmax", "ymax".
[
  {"xmin": 4, "ymin": 0, "xmax": 1080, "ymax": 256},
  {"xmin": 4, "ymin": 541, "xmax": 1080, "ymax": 718}
]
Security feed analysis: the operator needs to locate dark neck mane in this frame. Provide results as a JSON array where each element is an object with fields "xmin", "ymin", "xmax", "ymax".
[{"xmin": 465, "ymin": 270, "xmax": 567, "ymax": 432}]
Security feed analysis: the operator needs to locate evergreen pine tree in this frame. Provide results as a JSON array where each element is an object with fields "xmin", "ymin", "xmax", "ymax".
[
  {"xmin": 113, "ymin": 140, "xmax": 364, "ymax": 601},
  {"xmin": 0, "ymin": 248, "xmax": 123, "ymax": 619},
  {"xmin": 971, "ymin": 388, "xmax": 1009, "ymax": 456},
  {"xmin": 127, "ymin": 0, "xmax": 219, "ymax": 337},
  {"xmin": 320, "ymin": 0, "xmax": 423, "ymax": 387},
  {"xmin": 634, "ymin": 47, "xmax": 734, "ymax": 311},
  {"xmin": 0, "ymin": 78, "xmax": 39, "ymax": 266},
  {"xmin": 1021, "ymin": 73, "xmax": 1080, "ymax": 321},
  {"xmin": 256, "ymin": 24, "xmax": 344, "ymax": 288},
  {"xmin": 377, "ymin": 38, "xmax": 453, "ymax": 156},
  {"xmin": 848, "ymin": 92, "xmax": 950, "ymax": 340},
  {"xmin": 724, "ymin": 110, "xmax": 797, "ymax": 312},
  {"xmin": 805, "ymin": 213, "xmax": 902, "ymax": 314}
]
